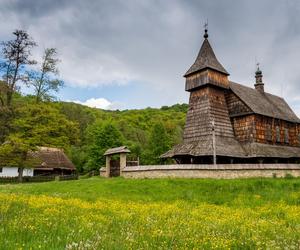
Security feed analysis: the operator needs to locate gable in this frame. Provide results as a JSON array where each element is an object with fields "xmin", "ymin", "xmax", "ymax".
[
  {"xmin": 225, "ymin": 91, "xmax": 252, "ymax": 117},
  {"xmin": 229, "ymin": 82, "xmax": 300, "ymax": 123}
]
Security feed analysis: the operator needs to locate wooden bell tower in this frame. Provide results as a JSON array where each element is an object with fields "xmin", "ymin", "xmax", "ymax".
[{"xmin": 182, "ymin": 28, "xmax": 239, "ymax": 163}]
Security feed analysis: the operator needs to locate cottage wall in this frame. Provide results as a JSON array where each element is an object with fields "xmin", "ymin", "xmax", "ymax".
[{"xmin": 0, "ymin": 167, "xmax": 33, "ymax": 177}]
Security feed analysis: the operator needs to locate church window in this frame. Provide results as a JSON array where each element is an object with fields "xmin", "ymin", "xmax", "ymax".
[
  {"xmin": 266, "ymin": 124, "xmax": 272, "ymax": 141},
  {"xmin": 284, "ymin": 128, "xmax": 289, "ymax": 144},
  {"xmin": 276, "ymin": 126, "xmax": 280, "ymax": 142}
]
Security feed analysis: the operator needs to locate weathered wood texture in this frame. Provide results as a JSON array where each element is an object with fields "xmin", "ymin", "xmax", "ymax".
[
  {"xmin": 185, "ymin": 69, "xmax": 229, "ymax": 91},
  {"xmin": 225, "ymin": 92, "xmax": 252, "ymax": 116},
  {"xmin": 231, "ymin": 114, "xmax": 300, "ymax": 147},
  {"xmin": 254, "ymin": 115, "xmax": 299, "ymax": 146},
  {"xmin": 231, "ymin": 115, "xmax": 256, "ymax": 142},
  {"xmin": 183, "ymin": 86, "xmax": 234, "ymax": 143}
]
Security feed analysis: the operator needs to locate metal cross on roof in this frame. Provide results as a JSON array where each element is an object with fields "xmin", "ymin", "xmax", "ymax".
[
  {"xmin": 204, "ymin": 20, "xmax": 209, "ymax": 38},
  {"xmin": 204, "ymin": 20, "xmax": 208, "ymax": 30}
]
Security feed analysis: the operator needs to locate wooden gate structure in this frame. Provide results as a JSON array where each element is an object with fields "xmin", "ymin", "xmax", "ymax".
[{"xmin": 103, "ymin": 146, "xmax": 131, "ymax": 177}]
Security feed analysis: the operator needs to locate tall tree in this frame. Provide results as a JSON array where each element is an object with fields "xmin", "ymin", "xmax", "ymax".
[
  {"xmin": 0, "ymin": 103, "xmax": 79, "ymax": 181},
  {"xmin": 85, "ymin": 121, "xmax": 124, "ymax": 171},
  {"xmin": 27, "ymin": 48, "xmax": 64, "ymax": 102},
  {"xmin": 0, "ymin": 30, "xmax": 37, "ymax": 106},
  {"xmin": 0, "ymin": 80, "xmax": 8, "ymax": 106},
  {"xmin": 0, "ymin": 135, "xmax": 38, "ymax": 182},
  {"xmin": 143, "ymin": 122, "xmax": 170, "ymax": 164}
]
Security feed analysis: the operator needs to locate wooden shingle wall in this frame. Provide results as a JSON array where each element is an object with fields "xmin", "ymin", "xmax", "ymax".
[
  {"xmin": 232, "ymin": 115, "xmax": 255, "ymax": 142},
  {"xmin": 183, "ymin": 86, "xmax": 234, "ymax": 143},
  {"xmin": 231, "ymin": 114, "xmax": 300, "ymax": 147},
  {"xmin": 226, "ymin": 92, "xmax": 252, "ymax": 116},
  {"xmin": 254, "ymin": 115, "xmax": 299, "ymax": 147},
  {"xmin": 185, "ymin": 69, "xmax": 229, "ymax": 91}
]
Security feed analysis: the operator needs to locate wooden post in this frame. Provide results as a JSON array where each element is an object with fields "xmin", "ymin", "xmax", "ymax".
[
  {"xmin": 106, "ymin": 156, "xmax": 111, "ymax": 178},
  {"xmin": 212, "ymin": 120, "xmax": 216, "ymax": 166},
  {"xmin": 119, "ymin": 153, "xmax": 127, "ymax": 176}
]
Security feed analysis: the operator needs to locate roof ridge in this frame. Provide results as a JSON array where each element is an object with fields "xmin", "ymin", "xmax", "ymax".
[
  {"xmin": 184, "ymin": 38, "xmax": 229, "ymax": 77},
  {"xmin": 229, "ymin": 81, "xmax": 300, "ymax": 123},
  {"xmin": 230, "ymin": 81, "xmax": 284, "ymax": 100}
]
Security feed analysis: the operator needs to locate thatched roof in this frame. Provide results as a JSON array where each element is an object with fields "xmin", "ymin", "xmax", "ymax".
[
  {"xmin": 104, "ymin": 146, "xmax": 131, "ymax": 156},
  {"xmin": 230, "ymin": 82, "xmax": 300, "ymax": 123},
  {"xmin": 184, "ymin": 38, "xmax": 229, "ymax": 77},
  {"xmin": 30, "ymin": 147, "xmax": 75, "ymax": 170}
]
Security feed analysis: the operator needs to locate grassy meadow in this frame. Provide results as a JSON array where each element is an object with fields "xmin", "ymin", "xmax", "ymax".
[{"xmin": 1, "ymin": 177, "xmax": 300, "ymax": 249}]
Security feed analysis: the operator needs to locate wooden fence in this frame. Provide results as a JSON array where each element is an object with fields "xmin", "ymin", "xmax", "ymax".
[{"xmin": 0, "ymin": 174, "xmax": 78, "ymax": 184}]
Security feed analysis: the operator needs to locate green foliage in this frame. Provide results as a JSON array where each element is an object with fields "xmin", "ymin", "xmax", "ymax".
[
  {"xmin": 0, "ymin": 106, "xmax": 13, "ymax": 143},
  {"xmin": 142, "ymin": 122, "xmax": 170, "ymax": 164},
  {"xmin": 0, "ymin": 137, "xmax": 37, "ymax": 168},
  {"xmin": 0, "ymin": 90, "xmax": 187, "ymax": 172},
  {"xmin": 85, "ymin": 120, "xmax": 124, "ymax": 171},
  {"xmin": 11, "ymin": 103, "xmax": 79, "ymax": 149},
  {"xmin": 55, "ymin": 102, "xmax": 186, "ymax": 170},
  {"xmin": 0, "ymin": 29, "xmax": 187, "ymax": 173},
  {"xmin": 0, "ymin": 102, "xmax": 80, "ymax": 173}
]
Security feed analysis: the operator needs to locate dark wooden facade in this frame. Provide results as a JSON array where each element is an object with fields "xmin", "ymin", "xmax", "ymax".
[{"xmin": 162, "ymin": 30, "xmax": 300, "ymax": 163}]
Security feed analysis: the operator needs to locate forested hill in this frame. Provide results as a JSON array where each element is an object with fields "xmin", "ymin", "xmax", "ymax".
[
  {"xmin": 1, "ymin": 94, "xmax": 188, "ymax": 172},
  {"xmin": 0, "ymin": 29, "xmax": 187, "ymax": 173}
]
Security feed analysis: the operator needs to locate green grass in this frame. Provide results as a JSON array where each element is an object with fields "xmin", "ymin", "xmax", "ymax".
[{"xmin": 1, "ymin": 177, "xmax": 300, "ymax": 249}]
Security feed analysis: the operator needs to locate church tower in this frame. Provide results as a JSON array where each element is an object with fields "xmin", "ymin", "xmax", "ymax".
[
  {"xmin": 161, "ymin": 26, "xmax": 300, "ymax": 164},
  {"xmin": 172, "ymin": 28, "xmax": 245, "ymax": 163}
]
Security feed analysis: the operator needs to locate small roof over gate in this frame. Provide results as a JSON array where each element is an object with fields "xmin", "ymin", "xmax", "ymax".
[{"xmin": 104, "ymin": 146, "xmax": 131, "ymax": 156}]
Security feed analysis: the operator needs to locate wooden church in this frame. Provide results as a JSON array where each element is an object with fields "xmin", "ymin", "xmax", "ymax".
[{"xmin": 162, "ymin": 28, "xmax": 300, "ymax": 164}]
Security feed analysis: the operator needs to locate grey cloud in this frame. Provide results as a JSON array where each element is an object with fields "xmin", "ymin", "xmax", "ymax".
[{"xmin": 0, "ymin": 0, "xmax": 300, "ymax": 114}]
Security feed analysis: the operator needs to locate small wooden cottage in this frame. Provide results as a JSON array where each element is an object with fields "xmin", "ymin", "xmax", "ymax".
[
  {"xmin": 0, "ymin": 147, "xmax": 75, "ymax": 177},
  {"xmin": 31, "ymin": 147, "xmax": 76, "ymax": 176},
  {"xmin": 162, "ymin": 28, "xmax": 300, "ymax": 164}
]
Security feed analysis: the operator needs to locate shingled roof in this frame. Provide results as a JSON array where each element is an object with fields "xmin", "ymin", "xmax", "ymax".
[
  {"xmin": 184, "ymin": 38, "xmax": 229, "ymax": 77},
  {"xmin": 104, "ymin": 146, "xmax": 131, "ymax": 156},
  {"xmin": 30, "ymin": 147, "xmax": 75, "ymax": 170},
  {"xmin": 230, "ymin": 82, "xmax": 300, "ymax": 123},
  {"xmin": 241, "ymin": 142, "xmax": 300, "ymax": 158},
  {"xmin": 161, "ymin": 136, "xmax": 246, "ymax": 158}
]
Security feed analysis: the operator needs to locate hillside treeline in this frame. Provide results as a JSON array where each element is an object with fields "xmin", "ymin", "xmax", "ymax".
[
  {"xmin": 0, "ymin": 29, "xmax": 186, "ymax": 173},
  {"xmin": 1, "ymin": 94, "xmax": 187, "ymax": 172}
]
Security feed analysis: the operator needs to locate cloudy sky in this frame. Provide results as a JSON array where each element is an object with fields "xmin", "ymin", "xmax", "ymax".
[{"xmin": 1, "ymin": 0, "xmax": 300, "ymax": 115}]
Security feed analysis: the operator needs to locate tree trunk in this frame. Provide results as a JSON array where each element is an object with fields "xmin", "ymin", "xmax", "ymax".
[
  {"xmin": 18, "ymin": 167, "xmax": 23, "ymax": 183},
  {"xmin": 6, "ymin": 90, "xmax": 13, "ymax": 106}
]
